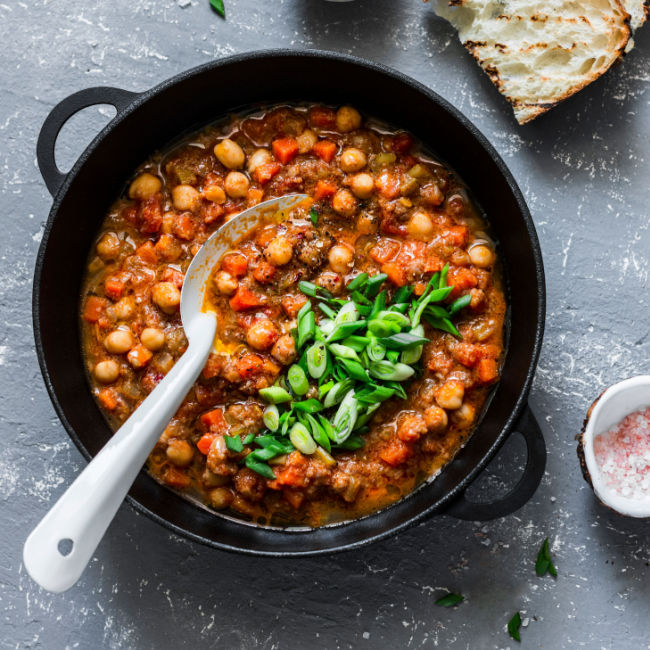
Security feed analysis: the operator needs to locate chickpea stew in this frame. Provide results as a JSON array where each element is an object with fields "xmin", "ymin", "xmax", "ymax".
[{"xmin": 81, "ymin": 104, "xmax": 505, "ymax": 527}]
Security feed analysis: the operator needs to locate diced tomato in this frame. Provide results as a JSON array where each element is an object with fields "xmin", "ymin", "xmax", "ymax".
[
  {"xmin": 381, "ymin": 262, "xmax": 407, "ymax": 287},
  {"xmin": 253, "ymin": 260, "xmax": 276, "ymax": 284},
  {"xmin": 172, "ymin": 212, "xmax": 195, "ymax": 241},
  {"xmin": 196, "ymin": 433, "xmax": 216, "ymax": 455},
  {"xmin": 283, "ymin": 488, "xmax": 305, "ymax": 509},
  {"xmin": 247, "ymin": 188, "xmax": 264, "ymax": 206},
  {"xmin": 423, "ymin": 254, "xmax": 444, "ymax": 273},
  {"xmin": 272, "ymin": 137, "xmax": 299, "ymax": 164},
  {"xmin": 161, "ymin": 267, "xmax": 185, "ymax": 288},
  {"xmin": 127, "ymin": 344, "xmax": 153, "ymax": 370},
  {"xmin": 375, "ymin": 170, "xmax": 401, "ymax": 199},
  {"xmin": 221, "ymin": 253, "xmax": 248, "ymax": 277},
  {"xmin": 104, "ymin": 277, "xmax": 126, "ymax": 301},
  {"xmin": 442, "ymin": 225, "xmax": 469, "ymax": 247},
  {"xmin": 136, "ymin": 240, "xmax": 158, "ymax": 265},
  {"xmin": 234, "ymin": 353, "xmax": 264, "ymax": 378},
  {"xmin": 391, "ymin": 133, "xmax": 413, "ymax": 155},
  {"xmin": 369, "ymin": 239, "xmax": 400, "ymax": 264},
  {"xmin": 253, "ymin": 162, "xmax": 282, "ymax": 185},
  {"xmin": 313, "ymin": 179, "xmax": 337, "ymax": 201},
  {"xmin": 272, "ymin": 453, "xmax": 309, "ymax": 488},
  {"xmin": 97, "ymin": 388, "xmax": 118, "ymax": 411},
  {"xmin": 162, "ymin": 466, "xmax": 191, "ymax": 489},
  {"xmin": 83, "ymin": 295, "xmax": 107, "ymax": 323},
  {"xmin": 229, "ymin": 286, "xmax": 265, "ymax": 311},
  {"xmin": 200, "ymin": 408, "xmax": 227, "ymax": 431},
  {"xmin": 309, "ymin": 106, "xmax": 336, "ymax": 129},
  {"xmin": 379, "ymin": 439, "xmax": 413, "ymax": 466},
  {"xmin": 414, "ymin": 281, "xmax": 427, "ymax": 296},
  {"xmin": 312, "ymin": 140, "xmax": 337, "ymax": 163},
  {"xmin": 452, "ymin": 342, "xmax": 480, "ymax": 368},
  {"xmin": 478, "ymin": 358, "xmax": 499, "ymax": 384},
  {"xmin": 139, "ymin": 195, "xmax": 163, "ymax": 234},
  {"xmin": 448, "ymin": 268, "xmax": 478, "ymax": 299},
  {"xmin": 281, "ymin": 294, "xmax": 308, "ymax": 318}
]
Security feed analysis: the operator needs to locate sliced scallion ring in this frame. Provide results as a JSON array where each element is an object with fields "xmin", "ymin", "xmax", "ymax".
[
  {"xmin": 289, "ymin": 422, "xmax": 317, "ymax": 455},
  {"xmin": 262, "ymin": 404, "xmax": 280, "ymax": 431}
]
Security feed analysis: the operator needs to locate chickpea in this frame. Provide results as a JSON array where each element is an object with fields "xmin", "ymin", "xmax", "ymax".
[
  {"xmin": 94, "ymin": 359, "xmax": 120, "ymax": 383},
  {"xmin": 468, "ymin": 244, "xmax": 494, "ymax": 268},
  {"xmin": 104, "ymin": 329, "xmax": 134, "ymax": 354},
  {"xmin": 208, "ymin": 487, "xmax": 234, "ymax": 510},
  {"xmin": 350, "ymin": 173, "xmax": 374, "ymax": 199},
  {"xmin": 96, "ymin": 232, "xmax": 121, "ymax": 261},
  {"xmin": 264, "ymin": 236, "xmax": 293, "ymax": 266},
  {"xmin": 436, "ymin": 380, "xmax": 465, "ymax": 410},
  {"xmin": 454, "ymin": 402, "xmax": 476, "ymax": 427},
  {"xmin": 214, "ymin": 270, "xmax": 238, "ymax": 295},
  {"xmin": 332, "ymin": 188, "xmax": 358, "ymax": 217},
  {"xmin": 128, "ymin": 172, "xmax": 162, "ymax": 200},
  {"xmin": 141, "ymin": 327, "xmax": 165, "ymax": 351},
  {"xmin": 336, "ymin": 106, "xmax": 362, "ymax": 132},
  {"xmin": 152, "ymin": 281, "xmax": 181, "ymax": 314},
  {"xmin": 247, "ymin": 148, "xmax": 272, "ymax": 173},
  {"xmin": 246, "ymin": 320, "xmax": 279, "ymax": 351},
  {"xmin": 315, "ymin": 271, "xmax": 343, "ymax": 295},
  {"xmin": 203, "ymin": 184, "xmax": 226, "ymax": 204},
  {"xmin": 356, "ymin": 211, "xmax": 378, "ymax": 234},
  {"xmin": 110, "ymin": 296, "xmax": 134, "ymax": 321},
  {"xmin": 224, "ymin": 171, "xmax": 250, "ymax": 198},
  {"xmin": 166, "ymin": 438, "xmax": 194, "ymax": 467},
  {"xmin": 214, "ymin": 138, "xmax": 245, "ymax": 169},
  {"xmin": 271, "ymin": 334, "xmax": 297, "ymax": 365},
  {"xmin": 406, "ymin": 210, "xmax": 435, "ymax": 241},
  {"xmin": 172, "ymin": 184, "xmax": 200, "ymax": 211},
  {"xmin": 296, "ymin": 129, "xmax": 317, "ymax": 154},
  {"xmin": 451, "ymin": 249, "xmax": 470, "ymax": 267},
  {"xmin": 339, "ymin": 148, "xmax": 367, "ymax": 173},
  {"xmin": 424, "ymin": 405, "xmax": 448, "ymax": 434},
  {"xmin": 328, "ymin": 244, "xmax": 354, "ymax": 274}
]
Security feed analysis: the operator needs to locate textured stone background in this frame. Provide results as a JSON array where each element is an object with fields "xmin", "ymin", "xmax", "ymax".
[{"xmin": 1, "ymin": 1, "xmax": 649, "ymax": 648}]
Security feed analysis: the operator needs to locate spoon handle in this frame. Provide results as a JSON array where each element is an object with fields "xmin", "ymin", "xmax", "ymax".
[{"xmin": 23, "ymin": 314, "xmax": 216, "ymax": 593}]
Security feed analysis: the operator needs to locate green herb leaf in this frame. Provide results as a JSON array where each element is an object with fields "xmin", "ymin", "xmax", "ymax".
[
  {"xmin": 535, "ymin": 538, "xmax": 557, "ymax": 577},
  {"xmin": 435, "ymin": 592, "xmax": 464, "ymax": 607},
  {"xmin": 310, "ymin": 206, "xmax": 319, "ymax": 226},
  {"xmin": 209, "ymin": 0, "xmax": 225, "ymax": 18},
  {"xmin": 508, "ymin": 612, "xmax": 522, "ymax": 642}
]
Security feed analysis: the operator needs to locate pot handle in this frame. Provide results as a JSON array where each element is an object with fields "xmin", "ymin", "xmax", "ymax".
[
  {"xmin": 444, "ymin": 405, "xmax": 546, "ymax": 521},
  {"xmin": 36, "ymin": 87, "xmax": 139, "ymax": 197}
]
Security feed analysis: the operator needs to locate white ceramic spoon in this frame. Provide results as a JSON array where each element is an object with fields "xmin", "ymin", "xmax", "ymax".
[{"xmin": 23, "ymin": 194, "xmax": 307, "ymax": 593}]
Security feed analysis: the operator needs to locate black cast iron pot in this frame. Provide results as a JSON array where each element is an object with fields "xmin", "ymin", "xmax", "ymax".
[{"xmin": 34, "ymin": 50, "xmax": 546, "ymax": 556}]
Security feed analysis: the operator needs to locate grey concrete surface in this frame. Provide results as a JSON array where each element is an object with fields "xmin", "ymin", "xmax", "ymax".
[{"xmin": 1, "ymin": 1, "xmax": 649, "ymax": 648}]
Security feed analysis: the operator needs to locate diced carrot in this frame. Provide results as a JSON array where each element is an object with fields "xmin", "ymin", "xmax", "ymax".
[
  {"xmin": 375, "ymin": 170, "xmax": 401, "ymax": 199},
  {"xmin": 235, "ymin": 353, "xmax": 264, "ymax": 378},
  {"xmin": 136, "ymin": 240, "xmax": 158, "ymax": 265},
  {"xmin": 127, "ymin": 344, "xmax": 153, "ymax": 370},
  {"xmin": 202, "ymin": 202, "xmax": 225, "ymax": 225},
  {"xmin": 369, "ymin": 239, "xmax": 400, "ymax": 264},
  {"xmin": 97, "ymin": 388, "xmax": 118, "ymax": 411},
  {"xmin": 391, "ymin": 132, "xmax": 413, "ymax": 154},
  {"xmin": 221, "ymin": 253, "xmax": 248, "ymax": 277},
  {"xmin": 452, "ymin": 342, "xmax": 479, "ymax": 368},
  {"xmin": 172, "ymin": 212, "xmax": 195, "ymax": 241},
  {"xmin": 381, "ymin": 262, "xmax": 407, "ymax": 287},
  {"xmin": 281, "ymin": 294, "xmax": 308, "ymax": 318},
  {"xmin": 414, "ymin": 282, "xmax": 427, "ymax": 296},
  {"xmin": 200, "ymin": 408, "xmax": 227, "ymax": 431},
  {"xmin": 139, "ymin": 195, "xmax": 163, "ymax": 234},
  {"xmin": 247, "ymin": 188, "xmax": 264, "ymax": 206},
  {"xmin": 161, "ymin": 267, "xmax": 185, "ymax": 288},
  {"xmin": 423, "ymin": 255, "xmax": 444, "ymax": 273},
  {"xmin": 312, "ymin": 140, "xmax": 337, "ymax": 163},
  {"xmin": 283, "ymin": 488, "xmax": 305, "ymax": 509},
  {"xmin": 309, "ymin": 106, "xmax": 336, "ymax": 129},
  {"xmin": 83, "ymin": 295, "xmax": 107, "ymax": 323},
  {"xmin": 104, "ymin": 277, "xmax": 126, "ymax": 301},
  {"xmin": 478, "ymin": 344, "xmax": 500, "ymax": 359},
  {"xmin": 448, "ymin": 268, "xmax": 478, "ymax": 298},
  {"xmin": 272, "ymin": 137, "xmax": 299, "ymax": 165},
  {"xmin": 196, "ymin": 433, "xmax": 216, "ymax": 455},
  {"xmin": 478, "ymin": 358, "xmax": 499, "ymax": 384},
  {"xmin": 162, "ymin": 466, "xmax": 191, "ymax": 489},
  {"xmin": 253, "ymin": 162, "xmax": 282, "ymax": 185},
  {"xmin": 442, "ymin": 226, "xmax": 469, "ymax": 247},
  {"xmin": 253, "ymin": 260, "xmax": 276, "ymax": 284},
  {"xmin": 313, "ymin": 179, "xmax": 337, "ymax": 201},
  {"xmin": 379, "ymin": 439, "xmax": 413, "ymax": 467},
  {"xmin": 272, "ymin": 453, "xmax": 309, "ymax": 488},
  {"xmin": 229, "ymin": 286, "xmax": 265, "ymax": 311}
]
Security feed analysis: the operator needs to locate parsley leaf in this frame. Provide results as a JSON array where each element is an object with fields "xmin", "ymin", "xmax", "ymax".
[
  {"xmin": 310, "ymin": 206, "xmax": 319, "ymax": 226},
  {"xmin": 435, "ymin": 592, "xmax": 464, "ymax": 607},
  {"xmin": 535, "ymin": 537, "xmax": 557, "ymax": 577},
  {"xmin": 508, "ymin": 612, "xmax": 522, "ymax": 642},
  {"xmin": 209, "ymin": 0, "xmax": 225, "ymax": 18}
]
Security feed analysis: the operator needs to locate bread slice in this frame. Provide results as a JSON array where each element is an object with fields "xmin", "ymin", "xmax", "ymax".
[
  {"xmin": 622, "ymin": 0, "xmax": 648, "ymax": 31},
  {"xmin": 433, "ymin": 0, "xmax": 633, "ymax": 124}
]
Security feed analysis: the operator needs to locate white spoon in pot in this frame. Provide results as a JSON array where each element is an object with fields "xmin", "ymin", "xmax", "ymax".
[{"xmin": 23, "ymin": 194, "xmax": 308, "ymax": 593}]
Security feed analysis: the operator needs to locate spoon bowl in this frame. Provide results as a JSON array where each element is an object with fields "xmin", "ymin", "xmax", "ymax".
[{"xmin": 23, "ymin": 194, "xmax": 307, "ymax": 592}]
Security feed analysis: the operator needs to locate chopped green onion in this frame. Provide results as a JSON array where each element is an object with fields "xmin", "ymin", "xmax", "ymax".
[
  {"xmin": 299, "ymin": 280, "xmax": 332, "ymax": 300},
  {"xmin": 318, "ymin": 380, "xmax": 334, "ymax": 398},
  {"xmin": 333, "ymin": 434, "xmax": 365, "ymax": 450},
  {"xmin": 401, "ymin": 324, "xmax": 425, "ymax": 364},
  {"xmin": 289, "ymin": 423, "xmax": 317, "ymax": 455},
  {"xmin": 379, "ymin": 332, "xmax": 430, "ymax": 350},
  {"xmin": 329, "ymin": 343, "xmax": 360, "ymax": 362},
  {"xmin": 386, "ymin": 349, "xmax": 400, "ymax": 363},
  {"xmin": 326, "ymin": 320, "xmax": 366, "ymax": 342},
  {"xmin": 424, "ymin": 313, "xmax": 461, "ymax": 337},
  {"xmin": 448, "ymin": 293, "xmax": 472, "ymax": 316},
  {"xmin": 351, "ymin": 290, "xmax": 372, "ymax": 306},
  {"xmin": 392, "ymin": 285, "xmax": 414, "ymax": 304},
  {"xmin": 369, "ymin": 290, "xmax": 387, "ymax": 320},
  {"xmin": 508, "ymin": 612, "xmax": 522, "ymax": 642},
  {"xmin": 331, "ymin": 390, "xmax": 359, "ymax": 443},
  {"xmin": 310, "ymin": 206, "xmax": 319, "ymax": 225},
  {"xmin": 292, "ymin": 398, "xmax": 323, "ymax": 413},
  {"xmin": 209, "ymin": 0, "xmax": 225, "ymax": 18},
  {"xmin": 367, "ymin": 336, "xmax": 386, "ymax": 361},
  {"xmin": 364, "ymin": 273, "xmax": 387, "ymax": 298},
  {"xmin": 338, "ymin": 358, "xmax": 370, "ymax": 382},
  {"xmin": 318, "ymin": 319, "xmax": 335, "ymax": 337},
  {"xmin": 355, "ymin": 385, "xmax": 394, "ymax": 403},
  {"xmin": 259, "ymin": 386, "xmax": 292, "ymax": 404},
  {"xmin": 323, "ymin": 379, "xmax": 354, "ymax": 408},
  {"xmin": 306, "ymin": 341, "xmax": 328, "ymax": 379},
  {"xmin": 263, "ymin": 405, "xmax": 280, "ymax": 431},
  {"xmin": 341, "ymin": 335, "xmax": 369, "ymax": 352},
  {"xmin": 245, "ymin": 457, "xmax": 276, "ymax": 480},
  {"xmin": 354, "ymin": 402, "xmax": 381, "ymax": 429},
  {"xmin": 224, "ymin": 434, "xmax": 243, "ymax": 453},
  {"xmin": 242, "ymin": 432, "xmax": 255, "ymax": 445},
  {"xmin": 297, "ymin": 300, "xmax": 312, "ymax": 324},
  {"xmin": 305, "ymin": 413, "xmax": 331, "ymax": 452},
  {"xmin": 368, "ymin": 360, "xmax": 415, "ymax": 381},
  {"xmin": 317, "ymin": 302, "xmax": 337, "ymax": 319},
  {"xmin": 346, "ymin": 272, "xmax": 368, "ymax": 292},
  {"xmin": 297, "ymin": 311, "xmax": 316, "ymax": 348},
  {"xmin": 287, "ymin": 364, "xmax": 309, "ymax": 395},
  {"xmin": 367, "ymin": 319, "xmax": 401, "ymax": 337},
  {"xmin": 435, "ymin": 592, "xmax": 464, "ymax": 607},
  {"xmin": 334, "ymin": 301, "xmax": 359, "ymax": 325},
  {"xmin": 439, "ymin": 263, "xmax": 449, "ymax": 288}
]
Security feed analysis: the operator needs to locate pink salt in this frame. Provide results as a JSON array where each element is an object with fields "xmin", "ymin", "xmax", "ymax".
[{"xmin": 593, "ymin": 406, "xmax": 650, "ymax": 499}]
